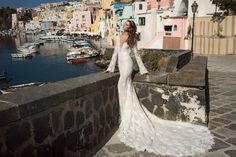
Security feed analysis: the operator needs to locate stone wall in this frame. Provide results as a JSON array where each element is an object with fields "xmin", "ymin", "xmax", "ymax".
[
  {"xmin": 0, "ymin": 72, "xmax": 120, "ymax": 157},
  {"xmin": 0, "ymin": 51, "xmax": 209, "ymax": 156},
  {"xmin": 134, "ymin": 56, "xmax": 209, "ymax": 125}
]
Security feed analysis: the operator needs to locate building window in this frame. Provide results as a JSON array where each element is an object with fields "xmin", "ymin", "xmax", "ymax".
[
  {"xmin": 164, "ymin": 25, "xmax": 172, "ymax": 36},
  {"xmin": 174, "ymin": 25, "xmax": 177, "ymax": 31},
  {"xmin": 133, "ymin": 4, "xmax": 135, "ymax": 12},
  {"xmin": 139, "ymin": 17, "xmax": 145, "ymax": 26},
  {"xmin": 82, "ymin": 15, "xmax": 85, "ymax": 18},
  {"xmin": 139, "ymin": 4, "xmax": 143, "ymax": 10},
  {"xmin": 164, "ymin": 25, "xmax": 172, "ymax": 32}
]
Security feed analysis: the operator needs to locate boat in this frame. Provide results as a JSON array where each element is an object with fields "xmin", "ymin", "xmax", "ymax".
[
  {"xmin": 17, "ymin": 45, "xmax": 39, "ymax": 54},
  {"xmin": 11, "ymin": 53, "xmax": 33, "ymax": 58},
  {"xmin": 39, "ymin": 31, "xmax": 67, "ymax": 41},
  {"xmin": 34, "ymin": 40, "xmax": 46, "ymax": 46},
  {"xmin": 40, "ymin": 35, "xmax": 67, "ymax": 41},
  {"xmin": 66, "ymin": 47, "xmax": 99, "ymax": 59},
  {"xmin": 67, "ymin": 58, "xmax": 88, "ymax": 64}
]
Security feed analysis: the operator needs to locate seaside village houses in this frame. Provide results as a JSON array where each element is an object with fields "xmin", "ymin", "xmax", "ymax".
[{"xmin": 12, "ymin": 0, "xmax": 220, "ymax": 51}]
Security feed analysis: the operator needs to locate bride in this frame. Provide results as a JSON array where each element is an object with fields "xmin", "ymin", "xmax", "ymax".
[{"xmin": 104, "ymin": 20, "xmax": 214, "ymax": 157}]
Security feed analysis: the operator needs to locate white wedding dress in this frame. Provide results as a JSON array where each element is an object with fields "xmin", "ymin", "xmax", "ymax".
[{"xmin": 106, "ymin": 35, "xmax": 214, "ymax": 157}]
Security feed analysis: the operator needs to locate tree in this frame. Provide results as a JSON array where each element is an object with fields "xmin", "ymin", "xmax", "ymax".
[
  {"xmin": 211, "ymin": 0, "xmax": 236, "ymax": 15},
  {"xmin": 0, "ymin": 7, "xmax": 16, "ymax": 30}
]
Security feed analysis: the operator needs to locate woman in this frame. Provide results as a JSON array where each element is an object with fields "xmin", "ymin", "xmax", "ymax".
[{"xmin": 104, "ymin": 20, "xmax": 214, "ymax": 157}]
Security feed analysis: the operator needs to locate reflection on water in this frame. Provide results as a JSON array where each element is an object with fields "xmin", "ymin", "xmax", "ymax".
[{"xmin": 0, "ymin": 35, "xmax": 103, "ymax": 88}]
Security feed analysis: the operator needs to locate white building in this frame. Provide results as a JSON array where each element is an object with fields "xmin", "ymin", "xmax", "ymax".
[{"xmin": 187, "ymin": 0, "xmax": 217, "ymax": 17}]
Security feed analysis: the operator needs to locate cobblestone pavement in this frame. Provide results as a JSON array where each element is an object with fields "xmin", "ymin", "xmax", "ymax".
[{"xmin": 93, "ymin": 55, "xmax": 236, "ymax": 157}]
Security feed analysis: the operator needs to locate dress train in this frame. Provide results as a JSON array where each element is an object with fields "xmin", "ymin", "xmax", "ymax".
[{"xmin": 106, "ymin": 36, "xmax": 214, "ymax": 157}]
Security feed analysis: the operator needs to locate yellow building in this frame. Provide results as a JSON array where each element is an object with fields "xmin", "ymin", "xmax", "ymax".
[
  {"xmin": 101, "ymin": 0, "xmax": 112, "ymax": 10},
  {"xmin": 91, "ymin": 9, "xmax": 105, "ymax": 33}
]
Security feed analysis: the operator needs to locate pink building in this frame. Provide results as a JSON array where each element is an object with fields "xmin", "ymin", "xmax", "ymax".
[
  {"xmin": 87, "ymin": 4, "xmax": 100, "ymax": 23},
  {"xmin": 161, "ymin": 17, "xmax": 187, "ymax": 49},
  {"xmin": 40, "ymin": 3, "xmax": 57, "ymax": 10},
  {"xmin": 72, "ymin": 11, "xmax": 92, "ymax": 32},
  {"xmin": 147, "ymin": 0, "xmax": 174, "ymax": 10},
  {"xmin": 18, "ymin": 21, "xmax": 25, "ymax": 29},
  {"xmin": 12, "ymin": 14, "xmax": 17, "ymax": 29}
]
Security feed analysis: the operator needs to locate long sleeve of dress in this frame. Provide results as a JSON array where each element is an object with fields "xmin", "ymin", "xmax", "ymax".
[
  {"xmin": 132, "ymin": 43, "xmax": 148, "ymax": 75},
  {"xmin": 106, "ymin": 41, "xmax": 118, "ymax": 72}
]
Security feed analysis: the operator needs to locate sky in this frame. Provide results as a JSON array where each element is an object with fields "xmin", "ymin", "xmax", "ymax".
[{"xmin": 0, "ymin": 0, "xmax": 64, "ymax": 8}]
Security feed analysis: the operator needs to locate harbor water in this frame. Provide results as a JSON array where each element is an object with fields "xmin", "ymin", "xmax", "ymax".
[{"xmin": 0, "ymin": 35, "xmax": 103, "ymax": 89}]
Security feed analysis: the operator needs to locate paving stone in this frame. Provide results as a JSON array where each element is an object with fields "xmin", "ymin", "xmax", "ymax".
[
  {"xmin": 211, "ymin": 118, "xmax": 231, "ymax": 124},
  {"xmin": 225, "ymin": 149, "xmax": 236, "ymax": 157},
  {"xmin": 211, "ymin": 107, "xmax": 232, "ymax": 114},
  {"xmin": 226, "ymin": 137, "xmax": 236, "ymax": 145},
  {"xmin": 215, "ymin": 128, "xmax": 236, "ymax": 138},
  {"xmin": 106, "ymin": 144, "xmax": 133, "ymax": 153},
  {"xmin": 225, "ymin": 123, "xmax": 236, "ymax": 131},
  {"xmin": 209, "ymin": 138, "xmax": 230, "ymax": 152},
  {"xmin": 212, "ymin": 132, "xmax": 225, "ymax": 139},
  {"xmin": 221, "ymin": 111, "xmax": 236, "ymax": 121},
  {"xmin": 222, "ymin": 90, "xmax": 236, "ymax": 96}
]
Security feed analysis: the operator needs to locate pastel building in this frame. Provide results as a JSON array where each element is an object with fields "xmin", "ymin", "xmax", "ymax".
[
  {"xmin": 40, "ymin": 21, "xmax": 54, "ymax": 30},
  {"xmin": 18, "ymin": 21, "xmax": 25, "ymax": 30},
  {"xmin": 72, "ymin": 11, "xmax": 92, "ymax": 32},
  {"xmin": 91, "ymin": 9, "xmax": 105, "ymax": 34},
  {"xmin": 132, "ymin": 0, "xmax": 147, "ymax": 15},
  {"xmin": 147, "ymin": 0, "xmax": 174, "ymax": 10},
  {"xmin": 25, "ymin": 20, "xmax": 40, "ymax": 30},
  {"xmin": 12, "ymin": 14, "xmax": 17, "ymax": 29},
  {"xmin": 133, "ymin": 0, "xmax": 190, "ymax": 50},
  {"xmin": 118, "ymin": 4, "xmax": 133, "ymax": 27},
  {"xmin": 40, "ymin": 3, "xmax": 57, "ymax": 10},
  {"xmin": 88, "ymin": 3, "xmax": 101, "ymax": 23},
  {"xmin": 101, "ymin": 0, "xmax": 112, "ymax": 10}
]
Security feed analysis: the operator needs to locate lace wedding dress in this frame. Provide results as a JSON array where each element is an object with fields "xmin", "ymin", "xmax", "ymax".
[{"xmin": 106, "ymin": 35, "xmax": 214, "ymax": 157}]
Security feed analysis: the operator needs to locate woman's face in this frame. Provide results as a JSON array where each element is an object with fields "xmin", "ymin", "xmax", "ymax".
[{"xmin": 123, "ymin": 21, "xmax": 131, "ymax": 31}]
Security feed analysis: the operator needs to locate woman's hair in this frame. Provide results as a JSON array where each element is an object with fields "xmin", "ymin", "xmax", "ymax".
[{"xmin": 125, "ymin": 20, "xmax": 138, "ymax": 48}]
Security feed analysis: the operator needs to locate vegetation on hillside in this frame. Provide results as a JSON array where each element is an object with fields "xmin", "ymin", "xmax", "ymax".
[{"xmin": 0, "ymin": 7, "xmax": 16, "ymax": 30}]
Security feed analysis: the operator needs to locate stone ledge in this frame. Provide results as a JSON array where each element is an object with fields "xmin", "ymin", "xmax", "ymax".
[
  {"xmin": 167, "ymin": 56, "xmax": 207, "ymax": 87},
  {"xmin": 134, "ymin": 56, "xmax": 207, "ymax": 88},
  {"xmin": 0, "ymin": 72, "xmax": 119, "ymax": 126},
  {"xmin": 165, "ymin": 50, "xmax": 192, "ymax": 72}
]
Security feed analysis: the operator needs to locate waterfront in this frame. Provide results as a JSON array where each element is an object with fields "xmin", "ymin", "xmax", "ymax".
[{"xmin": 0, "ymin": 35, "xmax": 103, "ymax": 88}]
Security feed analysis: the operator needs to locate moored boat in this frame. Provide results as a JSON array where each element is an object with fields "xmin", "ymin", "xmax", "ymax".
[
  {"xmin": 67, "ymin": 58, "xmax": 88, "ymax": 64},
  {"xmin": 11, "ymin": 53, "xmax": 33, "ymax": 58},
  {"xmin": 17, "ymin": 45, "xmax": 39, "ymax": 54}
]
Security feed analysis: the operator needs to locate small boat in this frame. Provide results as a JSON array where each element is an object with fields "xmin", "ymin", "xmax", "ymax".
[
  {"xmin": 34, "ymin": 40, "xmax": 46, "ymax": 46},
  {"xmin": 39, "ymin": 32, "xmax": 67, "ymax": 41},
  {"xmin": 11, "ymin": 53, "xmax": 33, "ymax": 58},
  {"xmin": 17, "ymin": 45, "xmax": 38, "ymax": 54},
  {"xmin": 66, "ymin": 47, "xmax": 99, "ymax": 60},
  {"xmin": 67, "ymin": 58, "xmax": 88, "ymax": 64}
]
